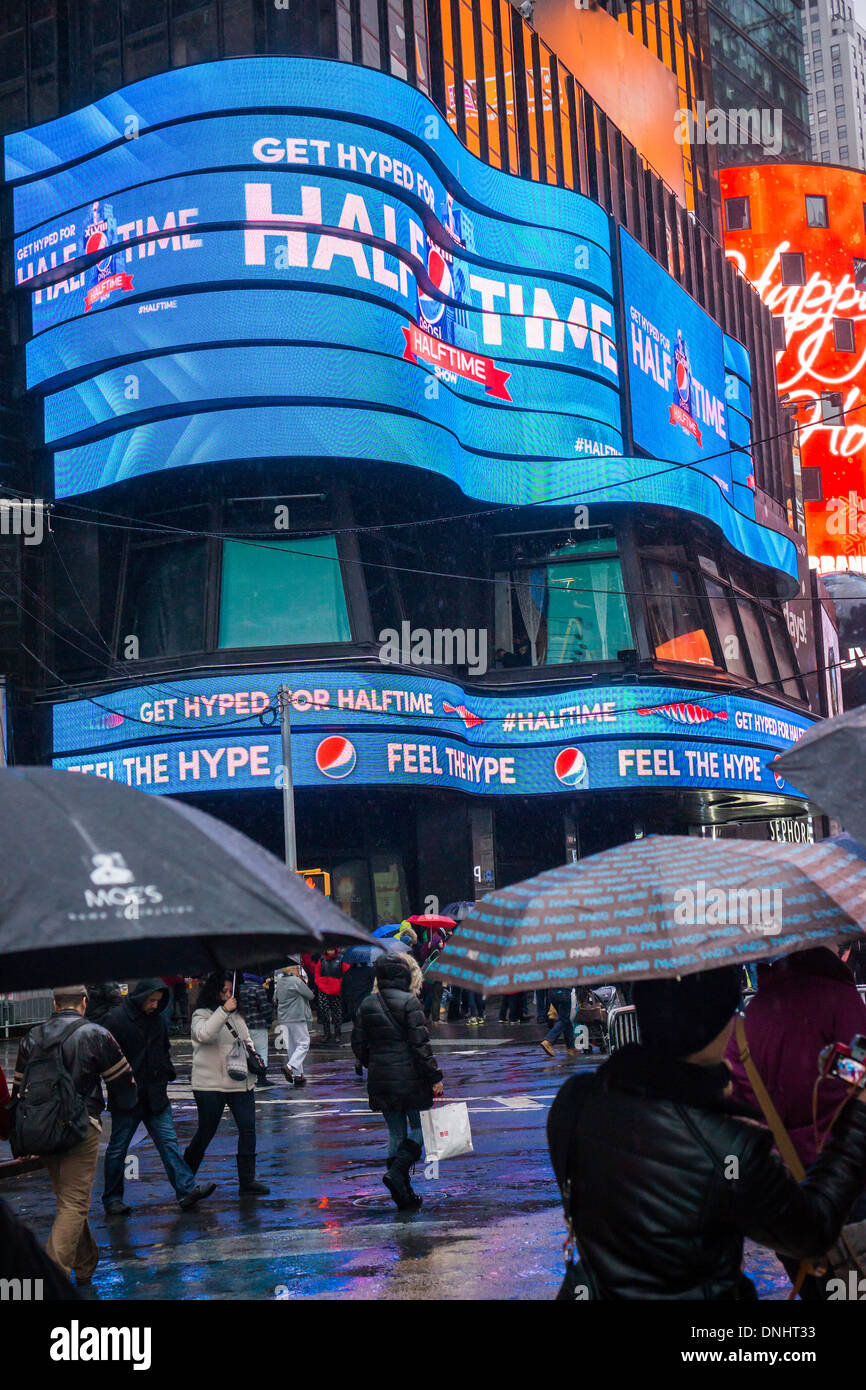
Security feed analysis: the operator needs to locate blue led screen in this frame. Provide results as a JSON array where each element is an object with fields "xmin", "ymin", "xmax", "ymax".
[
  {"xmin": 6, "ymin": 57, "xmax": 795, "ymax": 578},
  {"xmin": 52, "ymin": 670, "xmax": 813, "ymax": 798}
]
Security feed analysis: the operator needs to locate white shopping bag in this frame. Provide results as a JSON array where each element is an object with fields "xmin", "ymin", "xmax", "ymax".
[{"xmin": 421, "ymin": 1101, "xmax": 473, "ymax": 1162}]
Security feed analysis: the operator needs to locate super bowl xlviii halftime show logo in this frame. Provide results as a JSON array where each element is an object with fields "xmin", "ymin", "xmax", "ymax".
[
  {"xmin": 402, "ymin": 195, "xmax": 513, "ymax": 402},
  {"xmin": 670, "ymin": 329, "xmax": 700, "ymax": 444},
  {"xmin": 82, "ymin": 201, "xmax": 134, "ymax": 312}
]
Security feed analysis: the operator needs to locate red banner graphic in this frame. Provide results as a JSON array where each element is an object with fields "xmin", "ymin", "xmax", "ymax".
[
  {"xmin": 84, "ymin": 272, "xmax": 134, "ymax": 312},
  {"xmin": 669, "ymin": 402, "xmax": 702, "ymax": 446},
  {"xmin": 402, "ymin": 324, "xmax": 512, "ymax": 401}
]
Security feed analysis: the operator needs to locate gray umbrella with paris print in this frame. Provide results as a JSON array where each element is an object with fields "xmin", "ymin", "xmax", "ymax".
[{"xmin": 426, "ymin": 835, "xmax": 866, "ymax": 993}]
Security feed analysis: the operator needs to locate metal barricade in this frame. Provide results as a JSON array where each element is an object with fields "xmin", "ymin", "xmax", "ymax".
[
  {"xmin": 0, "ymin": 991, "xmax": 54, "ymax": 1037},
  {"xmin": 607, "ymin": 1004, "xmax": 640, "ymax": 1052}
]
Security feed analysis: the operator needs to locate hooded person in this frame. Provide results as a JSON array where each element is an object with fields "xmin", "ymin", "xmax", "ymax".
[
  {"xmin": 547, "ymin": 965, "xmax": 866, "ymax": 1300},
  {"xmin": 725, "ymin": 945, "xmax": 866, "ymax": 1170},
  {"xmin": 101, "ymin": 978, "xmax": 216, "ymax": 1215},
  {"xmin": 724, "ymin": 944, "xmax": 866, "ymax": 1299},
  {"xmin": 352, "ymin": 954, "xmax": 444, "ymax": 1211}
]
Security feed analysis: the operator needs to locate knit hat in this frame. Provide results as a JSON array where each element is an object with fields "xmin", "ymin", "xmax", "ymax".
[{"xmin": 632, "ymin": 966, "xmax": 742, "ymax": 1058}]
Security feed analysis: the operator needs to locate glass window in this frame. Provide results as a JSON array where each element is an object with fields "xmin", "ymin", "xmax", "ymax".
[
  {"xmin": 763, "ymin": 608, "xmax": 805, "ymax": 700},
  {"xmin": 840, "ymin": 144, "xmax": 850, "ymax": 159},
  {"xmin": 218, "ymin": 535, "xmax": 351, "ymax": 648},
  {"xmin": 834, "ymin": 317, "xmax": 856, "ymax": 350},
  {"xmin": 0, "ymin": 31, "xmax": 24, "ymax": 82},
  {"xmin": 806, "ymin": 193, "xmax": 829, "ymax": 226},
  {"xmin": 771, "ymin": 314, "xmax": 787, "ymax": 350},
  {"xmin": 121, "ymin": 540, "xmax": 207, "ymax": 658},
  {"xmin": 780, "ymin": 252, "xmax": 806, "ymax": 285},
  {"xmin": 704, "ymin": 579, "xmax": 752, "ymax": 679},
  {"xmin": 725, "ymin": 195, "xmax": 751, "ymax": 230},
  {"xmin": 123, "ymin": 0, "xmax": 166, "ymax": 28},
  {"xmin": 331, "ymin": 860, "xmax": 374, "ymax": 929},
  {"xmin": 735, "ymin": 598, "xmax": 776, "ymax": 687},
  {"xmin": 371, "ymin": 854, "xmax": 409, "ymax": 926},
  {"xmin": 124, "ymin": 27, "xmax": 169, "ymax": 80},
  {"xmin": 643, "ymin": 560, "xmax": 715, "ymax": 666},
  {"xmin": 172, "ymin": 5, "xmax": 217, "ymax": 65},
  {"xmin": 511, "ymin": 540, "xmax": 633, "ymax": 666},
  {"xmin": 221, "ymin": 0, "xmax": 255, "ymax": 53}
]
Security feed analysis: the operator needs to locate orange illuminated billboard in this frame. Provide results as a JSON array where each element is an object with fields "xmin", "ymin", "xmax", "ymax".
[
  {"xmin": 533, "ymin": 0, "xmax": 687, "ymax": 203},
  {"xmin": 721, "ymin": 164, "xmax": 866, "ymax": 572}
]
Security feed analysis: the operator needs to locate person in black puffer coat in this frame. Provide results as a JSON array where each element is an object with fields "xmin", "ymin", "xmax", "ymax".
[
  {"xmin": 352, "ymin": 954, "xmax": 444, "ymax": 1210},
  {"xmin": 547, "ymin": 965, "xmax": 866, "ymax": 1300}
]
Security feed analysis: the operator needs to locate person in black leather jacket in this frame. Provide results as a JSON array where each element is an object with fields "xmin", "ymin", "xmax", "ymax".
[
  {"xmin": 352, "ymin": 954, "xmax": 443, "ymax": 1211},
  {"xmin": 12, "ymin": 984, "xmax": 136, "ymax": 1288},
  {"xmin": 548, "ymin": 965, "xmax": 866, "ymax": 1300}
]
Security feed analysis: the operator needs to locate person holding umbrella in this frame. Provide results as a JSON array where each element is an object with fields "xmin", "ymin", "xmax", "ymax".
[
  {"xmin": 548, "ymin": 966, "xmax": 866, "ymax": 1299},
  {"xmin": 352, "ymin": 954, "xmax": 444, "ymax": 1211},
  {"xmin": 183, "ymin": 971, "xmax": 269, "ymax": 1196}
]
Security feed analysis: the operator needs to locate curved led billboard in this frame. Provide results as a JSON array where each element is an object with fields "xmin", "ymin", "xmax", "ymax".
[
  {"xmin": 51, "ymin": 669, "xmax": 813, "ymax": 799},
  {"xmin": 5, "ymin": 57, "xmax": 796, "ymax": 579},
  {"xmin": 9, "ymin": 59, "xmax": 622, "ymax": 495}
]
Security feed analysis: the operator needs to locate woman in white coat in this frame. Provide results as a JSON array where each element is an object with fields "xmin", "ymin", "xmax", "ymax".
[{"xmin": 183, "ymin": 971, "xmax": 269, "ymax": 1195}]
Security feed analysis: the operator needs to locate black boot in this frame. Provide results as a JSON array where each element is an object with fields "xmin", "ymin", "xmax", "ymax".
[
  {"xmin": 382, "ymin": 1139, "xmax": 423, "ymax": 1211},
  {"xmin": 237, "ymin": 1154, "xmax": 270, "ymax": 1195}
]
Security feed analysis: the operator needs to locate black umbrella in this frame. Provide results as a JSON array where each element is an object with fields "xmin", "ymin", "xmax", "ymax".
[
  {"xmin": 773, "ymin": 705, "xmax": 866, "ymax": 843},
  {"xmin": 0, "ymin": 767, "xmax": 372, "ymax": 990}
]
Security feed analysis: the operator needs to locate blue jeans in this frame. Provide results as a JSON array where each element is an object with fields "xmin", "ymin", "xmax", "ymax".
[
  {"xmin": 382, "ymin": 1109, "xmax": 423, "ymax": 1158},
  {"xmin": 545, "ymin": 1002, "xmax": 575, "ymax": 1049},
  {"xmin": 103, "ymin": 1107, "xmax": 197, "ymax": 1204}
]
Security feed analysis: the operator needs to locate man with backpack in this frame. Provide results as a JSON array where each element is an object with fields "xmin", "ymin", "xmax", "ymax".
[
  {"xmin": 11, "ymin": 984, "xmax": 135, "ymax": 1289},
  {"xmin": 314, "ymin": 949, "xmax": 348, "ymax": 1044}
]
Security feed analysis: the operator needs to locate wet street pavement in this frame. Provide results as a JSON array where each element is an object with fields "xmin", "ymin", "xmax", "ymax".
[{"xmin": 0, "ymin": 1026, "xmax": 791, "ymax": 1301}]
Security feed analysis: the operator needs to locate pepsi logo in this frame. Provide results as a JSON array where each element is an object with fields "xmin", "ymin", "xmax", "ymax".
[
  {"xmin": 315, "ymin": 736, "xmax": 357, "ymax": 779},
  {"xmin": 419, "ymin": 245, "xmax": 453, "ymax": 325},
  {"xmin": 554, "ymin": 747, "xmax": 588, "ymax": 789},
  {"xmin": 676, "ymin": 358, "xmax": 690, "ymax": 402},
  {"xmin": 774, "ymin": 772, "xmax": 785, "ymax": 790},
  {"xmin": 85, "ymin": 231, "xmax": 107, "ymax": 256}
]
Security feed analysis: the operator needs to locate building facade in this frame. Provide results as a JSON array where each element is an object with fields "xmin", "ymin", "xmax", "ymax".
[
  {"xmin": 803, "ymin": 0, "xmax": 866, "ymax": 169},
  {"xmin": 0, "ymin": 5, "xmax": 829, "ymax": 927}
]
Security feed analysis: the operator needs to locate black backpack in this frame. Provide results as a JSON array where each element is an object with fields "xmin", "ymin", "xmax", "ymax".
[
  {"xmin": 10, "ymin": 1018, "xmax": 91, "ymax": 1158},
  {"xmin": 319, "ymin": 957, "xmax": 343, "ymax": 979}
]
